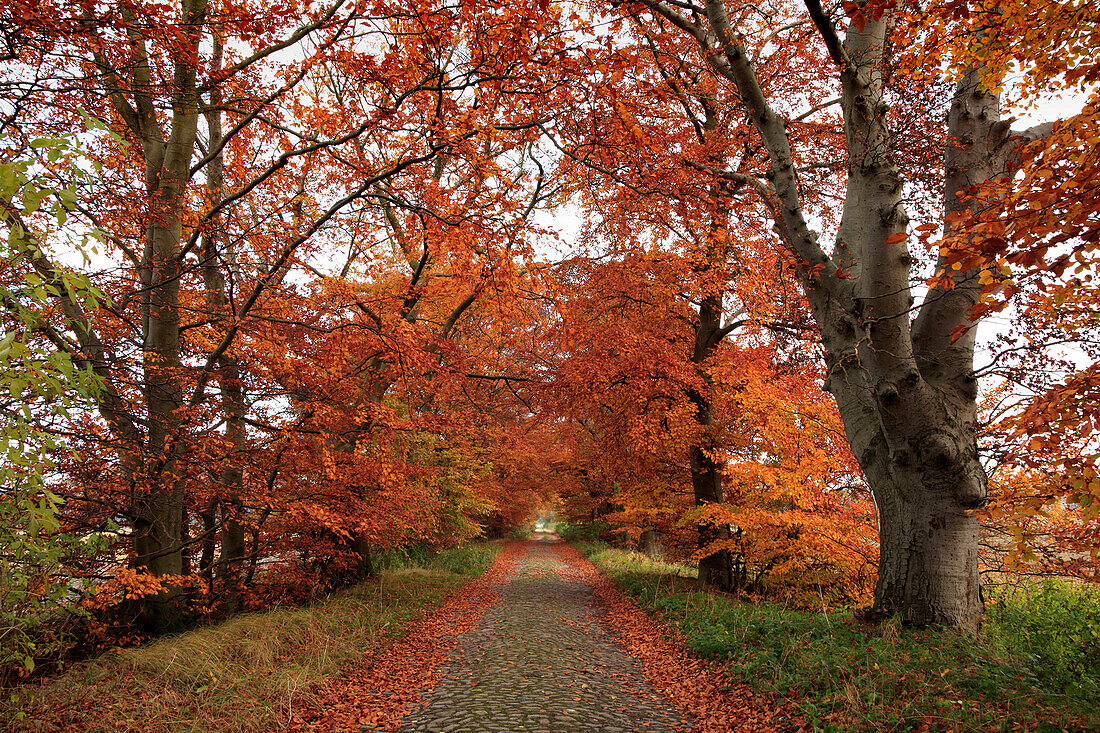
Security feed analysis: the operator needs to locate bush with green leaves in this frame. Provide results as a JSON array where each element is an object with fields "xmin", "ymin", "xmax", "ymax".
[
  {"xmin": 986, "ymin": 580, "xmax": 1100, "ymax": 698},
  {"xmin": 508, "ymin": 525, "xmax": 533, "ymax": 540},
  {"xmin": 0, "ymin": 130, "xmax": 107, "ymax": 678},
  {"xmin": 371, "ymin": 543, "xmax": 498, "ymax": 576}
]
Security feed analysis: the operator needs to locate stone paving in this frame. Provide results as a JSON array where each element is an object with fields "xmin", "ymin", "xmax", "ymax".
[{"xmin": 396, "ymin": 536, "xmax": 692, "ymax": 733}]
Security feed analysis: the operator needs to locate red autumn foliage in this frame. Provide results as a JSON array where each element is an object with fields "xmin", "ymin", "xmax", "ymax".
[{"xmin": 0, "ymin": 0, "xmax": 1096, "ymax": 671}]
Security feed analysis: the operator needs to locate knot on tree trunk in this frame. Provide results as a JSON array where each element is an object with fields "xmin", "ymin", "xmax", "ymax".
[
  {"xmin": 907, "ymin": 431, "xmax": 987, "ymax": 508},
  {"xmin": 955, "ymin": 460, "xmax": 988, "ymax": 509}
]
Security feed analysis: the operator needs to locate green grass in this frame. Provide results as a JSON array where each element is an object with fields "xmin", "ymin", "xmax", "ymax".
[
  {"xmin": 574, "ymin": 539, "xmax": 697, "ymax": 582},
  {"xmin": 577, "ymin": 541, "xmax": 1100, "ymax": 733},
  {"xmin": 3, "ymin": 543, "xmax": 500, "ymax": 732},
  {"xmin": 555, "ymin": 521, "xmax": 612, "ymax": 543},
  {"xmin": 372, "ymin": 542, "xmax": 500, "ymax": 576}
]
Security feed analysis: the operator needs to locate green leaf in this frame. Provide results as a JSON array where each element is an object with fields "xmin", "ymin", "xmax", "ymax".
[
  {"xmin": 7, "ymin": 222, "xmax": 25, "ymax": 247},
  {"xmin": 22, "ymin": 188, "xmax": 46, "ymax": 214},
  {"xmin": 58, "ymin": 187, "xmax": 76, "ymax": 208},
  {"xmin": 9, "ymin": 378, "xmax": 26, "ymax": 398}
]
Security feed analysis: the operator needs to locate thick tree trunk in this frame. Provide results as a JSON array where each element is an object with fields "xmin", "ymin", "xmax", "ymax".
[
  {"xmin": 774, "ymin": 14, "xmax": 991, "ymax": 630},
  {"xmin": 823, "ymin": 334, "xmax": 987, "ymax": 629},
  {"xmin": 689, "ymin": 290, "xmax": 734, "ymax": 590},
  {"xmin": 874, "ymin": 484, "xmax": 981, "ymax": 626},
  {"xmin": 862, "ymin": 65, "xmax": 1005, "ymax": 630},
  {"xmin": 132, "ymin": 238, "xmax": 187, "ymax": 629}
]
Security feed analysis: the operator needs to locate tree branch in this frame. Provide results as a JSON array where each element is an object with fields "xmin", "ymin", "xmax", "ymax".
[{"xmin": 803, "ymin": 0, "xmax": 849, "ymax": 68}]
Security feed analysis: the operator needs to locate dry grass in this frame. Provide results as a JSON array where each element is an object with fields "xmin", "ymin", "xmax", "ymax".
[
  {"xmin": 573, "ymin": 540, "xmax": 698, "ymax": 580},
  {"xmin": 3, "ymin": 545, "xmax": 498, "ymax": 733}
]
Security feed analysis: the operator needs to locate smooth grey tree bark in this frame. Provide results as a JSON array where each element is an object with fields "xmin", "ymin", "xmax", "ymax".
[
  {"xmin": 635, "ymin": 0, "xmax": 1054, "ymax": 629},
  {"xmin": 93, "ymin": 0, "xmax": 209, "ymax": 620}
]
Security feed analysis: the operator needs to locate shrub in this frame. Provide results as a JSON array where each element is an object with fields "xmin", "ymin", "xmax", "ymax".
[
  {"xmin": 426, "ymin": 545, "xmax": 499, "ymax": 576},
  {"xmin": 373, "ymin": 543, "xmax": 498, "ymax": 577},
  {"xmin": 509, "ymin": 525, "xmax": 533, "ymax": 540},
  {"xmin": 986, "ymin": 579, "xmax": 1100, "ymax": 698}
]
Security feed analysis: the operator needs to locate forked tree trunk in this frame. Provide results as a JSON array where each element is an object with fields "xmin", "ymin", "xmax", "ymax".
[
  {"xmin": 630, "ymin": 0, "xmax": 1058, "ymax": 627},
  {"xmin": 127, "ymin": 0, "xmax": 208, "ymax": 631},
  {"xmin": 854, "ymin": 65, "xmax": 1020, "ymax": 628},
  {"xmin": 821, "ymin": 325, "xmax": 989, "ymax": 630}
]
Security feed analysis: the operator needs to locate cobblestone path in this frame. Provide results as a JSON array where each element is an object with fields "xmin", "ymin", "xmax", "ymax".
[{"xmin": 397, "ymin": 537, "xmax": 692, "ymax": 733}]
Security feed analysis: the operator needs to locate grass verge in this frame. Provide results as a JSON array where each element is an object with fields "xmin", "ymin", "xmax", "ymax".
[
  {"xmin": 575, "ymin": 541, "xmax": 1099, "ymax": 733},
  {"xmin": 2, "ymin": 543, "xmax": 499, "ymax": 733}
]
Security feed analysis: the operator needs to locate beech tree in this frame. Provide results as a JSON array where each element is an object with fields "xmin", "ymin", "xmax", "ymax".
[
  {"xmin": 2, "ymin": 0, "xmax": 454, "ymax": 627},
  {"xmin": 544, "ymin": 253, "xmax": 876, "ymax": 603},
  {"xmin": 0, "ymin": 0, "xmax": 561, "ymax": 628},
  {"xmin": 544, "ymin": 14, "xmax": 828, "ymax": 587},
  {"xmin": 614, "ymin": 0, "xmax": 1066, "ymax": 628}
]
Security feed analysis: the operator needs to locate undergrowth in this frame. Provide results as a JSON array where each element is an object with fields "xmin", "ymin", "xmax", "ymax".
[
  {"xmin": 372, "ymin": 543, "xmax": 499, "ymax": 576},
  {"xmin": 555, "ymin": 521, "xmax": 612, "ymax": 544},
  {"xmin": 577, "ymin": 541, "xmax": 1099, "ymax": 733},
  {"xmin": 2, "ymin": 543, "xmax": 499, "ymax": 732}
]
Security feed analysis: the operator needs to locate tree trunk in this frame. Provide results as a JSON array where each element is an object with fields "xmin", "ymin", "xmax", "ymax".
[
  {"xmin": 689, "ymin": 290, "xmax": 734, "ymax": 590},
  {"xmin": 204, "ymin": 38, "xmax": 247, "ymax": 616},
  {"xmin": 620, "ymin": 0, "xmax": 1052, "ymax": 627},
  {"xmin": 129, "ymin": 0, "xmax": 208, "ymax": 631},
  {"xmin": 351, "ymin": 537, "xmax": 374, "ymax": 579},
  {"xmin": 638, "ymin": 529, "xmax": 664, "ymax": 558},
  {"xmin": 134, "ymin": 217, "xmax": 185, "ymax": 580},
  {"xmin": 874, "ymin": 483, "xmax": 981, "ymax": 625},
  {"xmin": 215, "ymin": 488, "xmax": 247, "ymax": 615},
  {"xmin": 198, "ymin": 497, "xmax": 217, "ymax": 585},
  {"xmin": 245, "ymin": 505, "xmax": 273, "ymax": 587},
  {"xmin": 821, "ymin": 328, "xmax": 988, "ymax": 630},
  {"xmin": 692, "ymin": 442, "xmax": 733, "ymax": 588}
]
